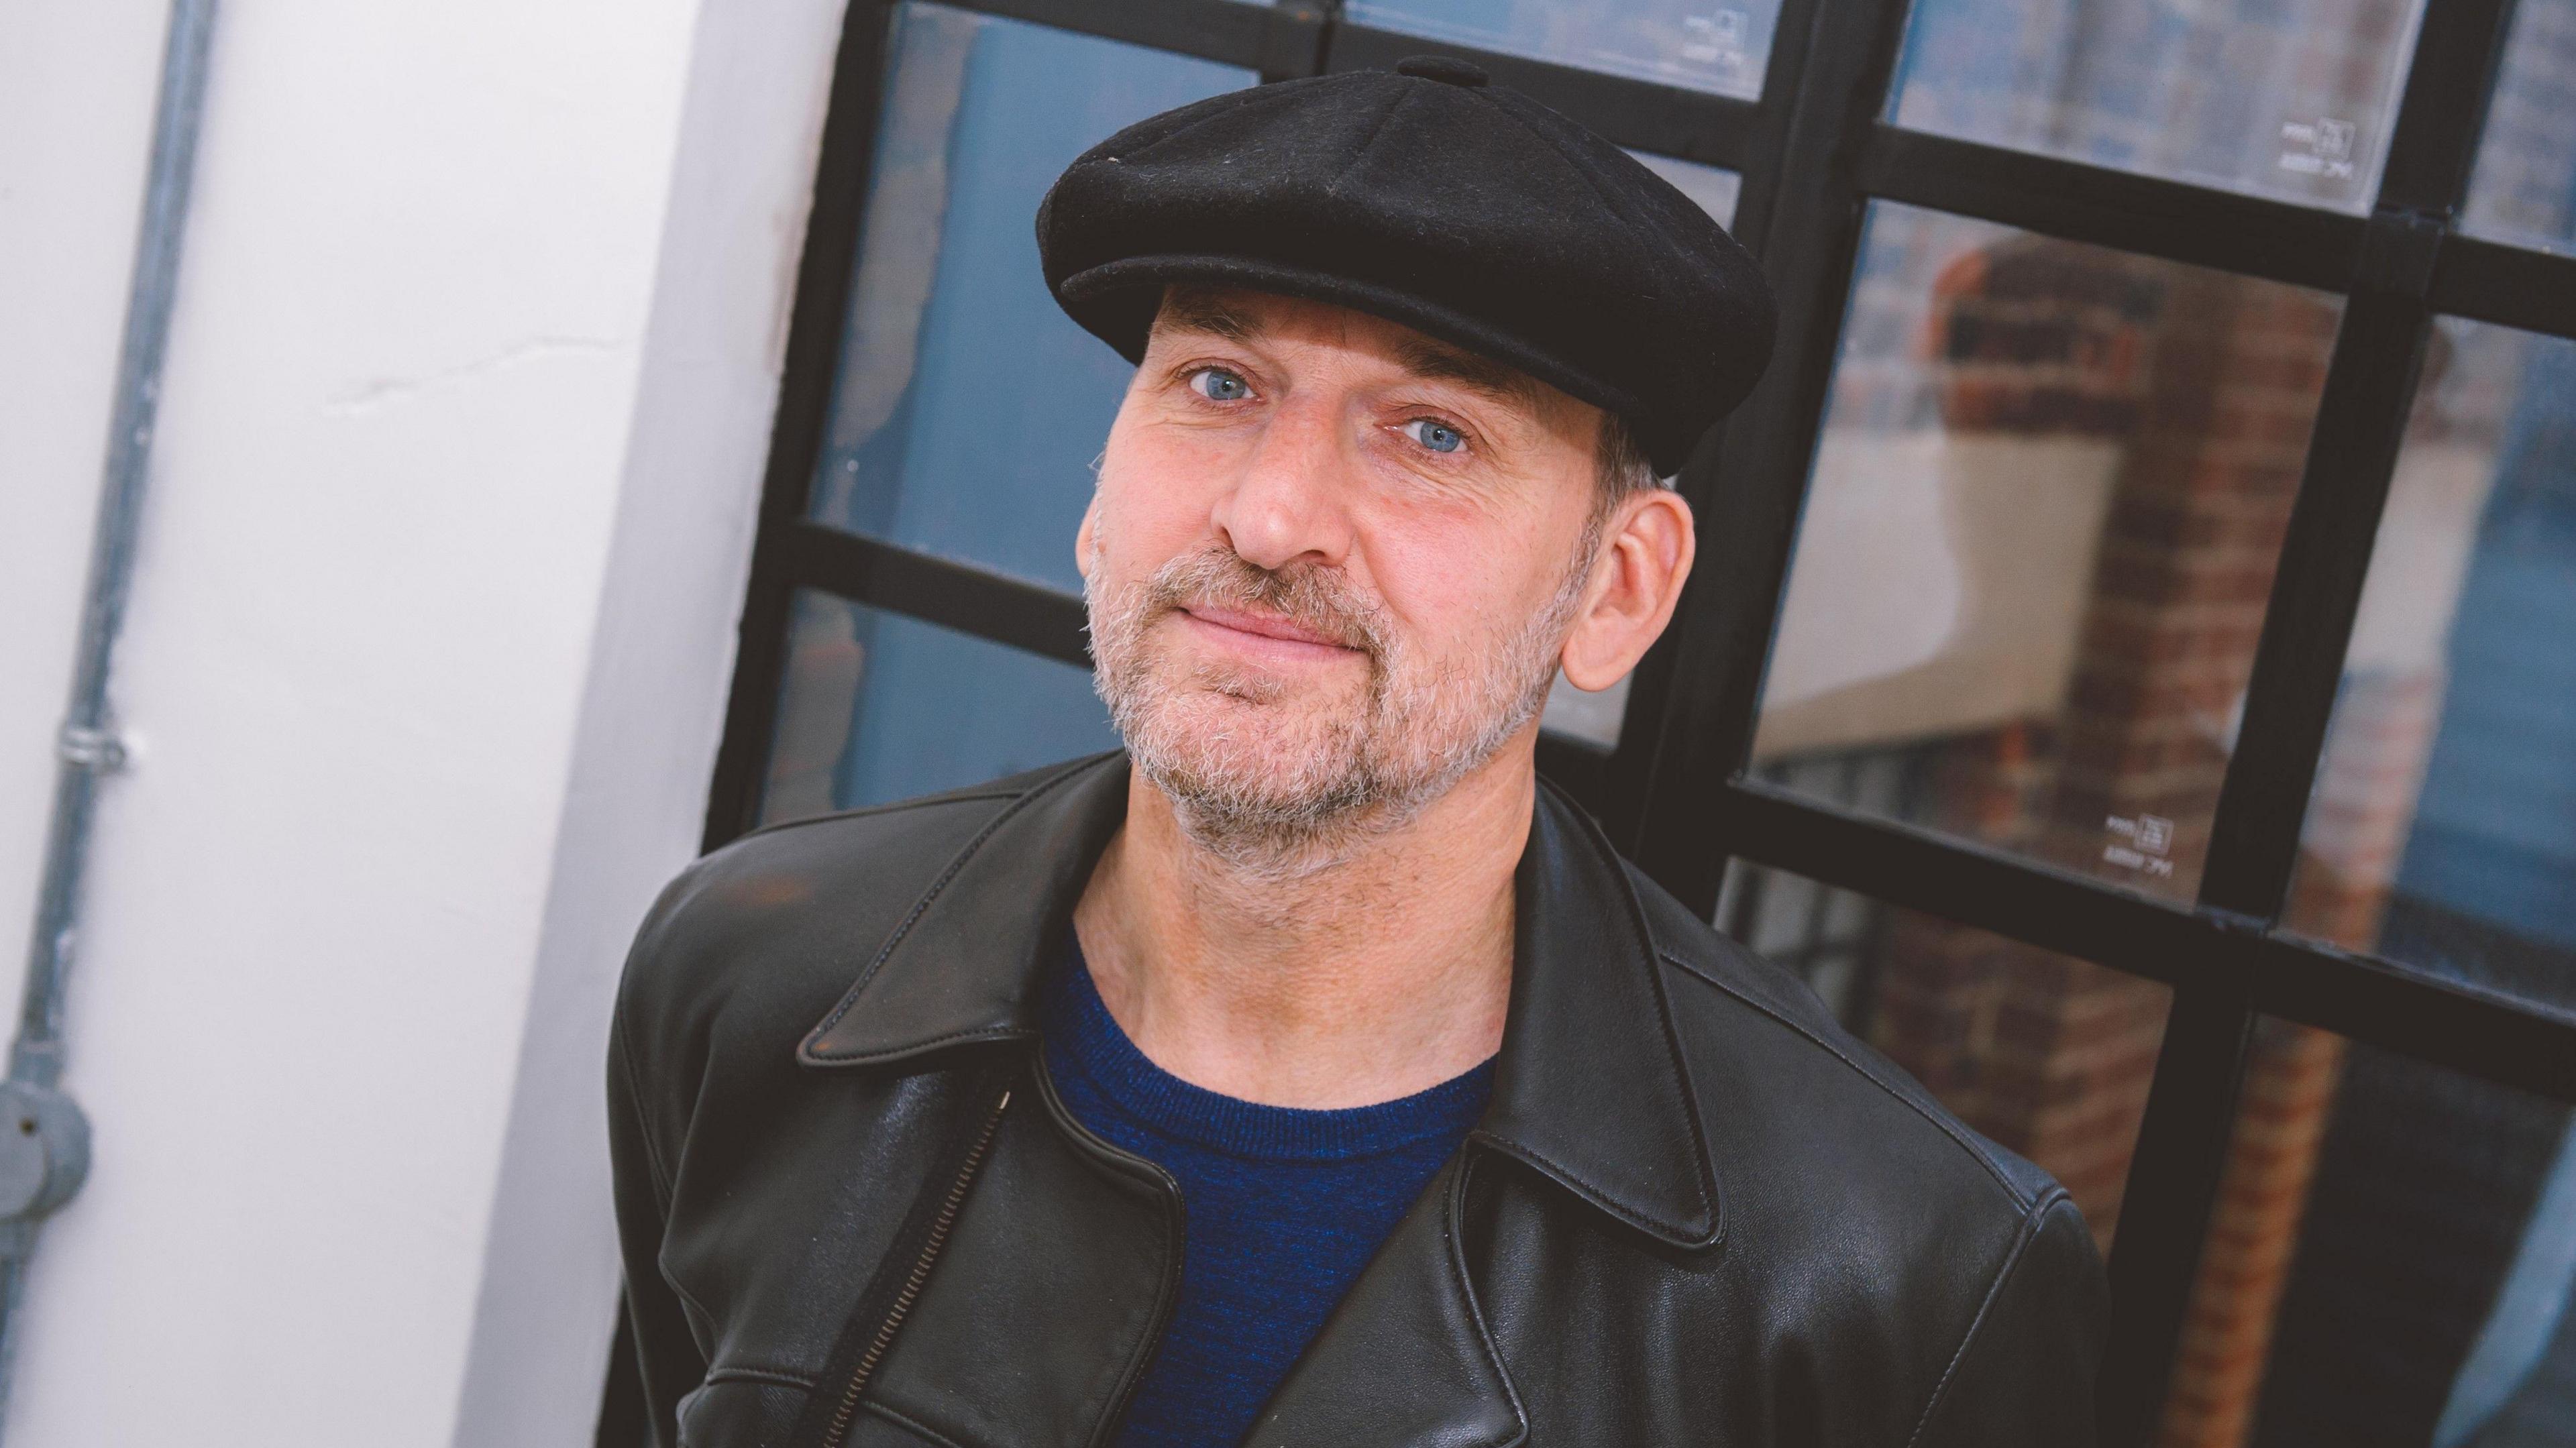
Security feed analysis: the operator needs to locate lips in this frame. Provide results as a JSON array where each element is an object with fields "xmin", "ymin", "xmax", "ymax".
[{"xmin": 1179, "ymin": 603, "xmax": 1364, "ymax": 653}]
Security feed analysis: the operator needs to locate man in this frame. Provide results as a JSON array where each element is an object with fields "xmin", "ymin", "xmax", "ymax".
[{"xmin": 610, "ymin": 56, "xmax": 2104, "ymax": 1448}]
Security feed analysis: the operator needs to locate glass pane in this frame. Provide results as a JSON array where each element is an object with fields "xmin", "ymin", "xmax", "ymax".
[
  {"xmin": 1342, "ymin": 0, "xmax": 1780, "ymax": 100},
  {"xmin": 1888, "ymin": 0, "xmax": 2427, "ymax": 211},
  {"xmin": 1537, "ymin": 154, "xmax": 1738, "ymax": 750},
  {"xmin": 1714, "ymin": 858, "xmax": 2171, "ymax": 1251},
  {"xmin": 2284, "ymin": 319, "xmax": 2576, "ymax": 1015},
  {"xmin": 1628, "ymin": 150, "xmax": 1741, "ymax": 230},
  {"xmin": 761, "ymin": 592, "xmax": 1118, "ymax": 826},
  {"xmin": 806, "ymin": 5, "xmax": 1256, "ymax": 592},
  {"xmin": 2160, "ymin": 1020, "xmax": 2576, "ymax": 1446},
  {"xmin": 2463, "ymin": 0, "xmax": 2576, "ymax": 256},
  {"xmin": 1753, "ymin": 203, "xmax": 2342, "ymax": 902}
]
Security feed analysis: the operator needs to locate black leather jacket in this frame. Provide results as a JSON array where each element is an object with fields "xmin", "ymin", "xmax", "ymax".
[{"xmin": 609, "ymin": 754, "xmax": 2106, "ymax": 1447}]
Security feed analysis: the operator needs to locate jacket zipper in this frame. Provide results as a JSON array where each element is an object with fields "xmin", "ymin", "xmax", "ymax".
[{"xmin": 817, "ymin": 1084, "xmax": 1013, "ymax": 1448}]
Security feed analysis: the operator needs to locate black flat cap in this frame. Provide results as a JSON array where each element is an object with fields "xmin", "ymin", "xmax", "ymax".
[{"xmin": 1037, "ymin": 57, "xmax": 1775, "ymax": 476}]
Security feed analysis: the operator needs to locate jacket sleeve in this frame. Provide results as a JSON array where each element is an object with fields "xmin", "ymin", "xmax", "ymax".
[
  {"xmin": 608, "ymin": 970, "xmax": 710, "ymax": 1447},
  {"xmin": 1907, "ymin": 1192, "xmax": 2108, "ymax": 1448}
]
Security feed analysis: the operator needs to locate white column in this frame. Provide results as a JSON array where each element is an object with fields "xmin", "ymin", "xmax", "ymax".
[
  {"xmin": 448, "ymin": 0, "xmax": 849, "ymax": 1440},
  {"xmin": 0, "ymin": 0, "xmax": 830, "ymax": 1439}
]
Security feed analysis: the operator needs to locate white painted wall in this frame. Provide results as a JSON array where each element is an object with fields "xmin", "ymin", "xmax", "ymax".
[
  {"xmin": 0, "ymin": 1, "xmax": 835, "ymax": 1441},
  {"xmin": 449, "ymin": 0, "xmax": 847, "ymax": 1439}
]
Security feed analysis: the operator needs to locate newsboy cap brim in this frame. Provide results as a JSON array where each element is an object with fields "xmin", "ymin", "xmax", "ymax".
[{"xmin": 1038, "ymin": 62, "xmax": 1776, "ymax": 476}]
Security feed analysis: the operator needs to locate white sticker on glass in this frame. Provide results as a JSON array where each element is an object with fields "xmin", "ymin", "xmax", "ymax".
[
  {"xmin": 2277, "ymin": 117, "xmax": 2358, "ymax": 181},
  {"xmin": 1680, "ymin": 11, "xmax": 1748, "ymax": 70},
  {"xmin": 2103, "ymin": 812, "xmax": 2176, "ymax": 877}
]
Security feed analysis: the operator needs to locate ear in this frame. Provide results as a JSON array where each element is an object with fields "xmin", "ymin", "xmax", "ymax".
[
  {"xmin": 1559, "ymin": 488, "xmax": 1695, "ymax": 691},
  {"xmin": 1075, "ymin": 493, "xmax": 1103, "ymax": 583}
]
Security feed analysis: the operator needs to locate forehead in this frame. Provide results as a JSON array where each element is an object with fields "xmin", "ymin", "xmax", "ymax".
[{"xmin": 1150, "ymin": 286, "xmax": 1551, "ymax": 414}]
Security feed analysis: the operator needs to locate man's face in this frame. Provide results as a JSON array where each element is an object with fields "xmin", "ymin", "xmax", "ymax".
[{"xmin": 1079, "ymin": 287, "xmax": 1617, "ymax": 865}]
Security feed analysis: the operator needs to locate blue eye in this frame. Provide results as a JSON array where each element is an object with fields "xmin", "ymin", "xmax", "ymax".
[
  {"xmin": 1405, "ymin": 419, "xmax": 1464, "ymax": 453},
  {"xmin": 1191, "ymin": 368, "xmax": 1250, "ymax": 402}
]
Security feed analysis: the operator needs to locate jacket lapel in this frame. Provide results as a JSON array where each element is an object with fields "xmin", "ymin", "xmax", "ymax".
[
  {"xmin": 798, "ymin": 754, "xmax": 1130, "ymax": 1066},
  {"xmin": 1472, "ymin": 784, "xmax": 1722, "ymax": 1249},
  {"xmin": 1248, "ymin": 1154, "xmax": 1525, "ymax": 1448}
]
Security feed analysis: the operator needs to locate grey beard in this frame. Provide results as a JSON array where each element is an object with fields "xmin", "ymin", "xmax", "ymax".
[{"xmin": 1085, "ymin": 526, "xmax": 1602, "ymax": 880}]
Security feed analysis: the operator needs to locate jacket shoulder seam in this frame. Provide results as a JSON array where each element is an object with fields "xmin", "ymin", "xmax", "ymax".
[
  {"xmin": 1656, "ymin": 946, "xmax": 2037, "ymax": 1210},
  {"xmin": 1902, "ymin": 1189, "xmax": 2075, "ymax": 1448}
]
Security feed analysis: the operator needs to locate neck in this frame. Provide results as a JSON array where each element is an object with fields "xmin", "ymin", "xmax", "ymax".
[{"xmin": 1073, "ymin": 730, "xmax": 1536, "ymax": 1109}]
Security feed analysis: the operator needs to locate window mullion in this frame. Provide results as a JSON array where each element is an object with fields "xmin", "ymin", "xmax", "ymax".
[
  {"xmin": 1621, "ymin": 0, "xmax": 1916, "ymax": 911},
  {"xmin": 701, "ymin": 0, "xmax": 905, "ymax": 853}
]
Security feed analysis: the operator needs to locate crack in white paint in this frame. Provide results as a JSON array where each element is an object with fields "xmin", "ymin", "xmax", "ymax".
[{"xmin": 321, "ymin": 335, "xmax": 625, "ymax": 416}]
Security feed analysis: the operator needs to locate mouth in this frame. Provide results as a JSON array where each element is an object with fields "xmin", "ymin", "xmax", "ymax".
[{"xmin": 1175, "ymin": 603, "xmax": 1366, "ymax": 665}]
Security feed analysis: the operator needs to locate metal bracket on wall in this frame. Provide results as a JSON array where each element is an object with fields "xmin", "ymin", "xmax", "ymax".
[
  {"xmin": 52, "ymin": 726, "xmax": 128, "ymax": 775},
  {"xmin": 0, "ymin": 1076, "xmax": 90, "ymax": 1266}
]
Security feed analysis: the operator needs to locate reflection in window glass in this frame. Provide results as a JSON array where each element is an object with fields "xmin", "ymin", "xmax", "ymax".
[
  {"xmin": 1538, "ymin": 154, "xmax": 1739, "ymax": 749},
  {"xmin": 2286, "ymin": 320, "xmax": 2576, "ymax": 1017},
  {"xmin": 806, "ymin": 5, "xmax": 1254, "ymax": 592},
  {"xmin": 1342, "ymin": 0, "xmax": 1779, "ymax": 99},
  {"xmin": 2161, "ymin": 1020, "xmax": 2576, "ymax": 1446},
  {"xmin": 2463, "ymin": 0, "xmax": 2576, "ymax": 256},
  {"xmin": 1715, "ymin": 854, "xmax": 2171, "ymax": 1251},
  {"xmin": 760, "ymin": 593, "xmax": 1117, "ymax": 827},
  {"xmin": 1629, "ymin": 150, "xmax": 1741, "ymax": 231},
  {"xmin": 1754, "ymin": 203, "xmax": 2343, "ymax": 901},
  {"xmin": 1888, "ymin": 0, "xmax": 2426, "ymax": 211}
]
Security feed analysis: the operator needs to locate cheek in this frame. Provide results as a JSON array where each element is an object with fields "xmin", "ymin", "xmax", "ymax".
[
  {"xmin": 1095, "ymin": 414, "xmax": 1238, "ymax": 570},
  {"xmin": 1361, "ymin": 512, "xmax": 1560, "ymax": 654},
  {"xmin": 1360, "ymin": 487, "xmax": 1576, "ymax": 644}
]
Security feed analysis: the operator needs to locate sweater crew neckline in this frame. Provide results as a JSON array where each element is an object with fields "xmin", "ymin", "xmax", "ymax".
[{"xmin": 1046, "ymin": 946, "xmax": 1497, "ymax": 1163}]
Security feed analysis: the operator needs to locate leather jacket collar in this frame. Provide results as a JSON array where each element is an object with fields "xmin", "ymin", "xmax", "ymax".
[{"xmin": 795, "ymin": 752, "xmax": 1722, "ymax": 1249}]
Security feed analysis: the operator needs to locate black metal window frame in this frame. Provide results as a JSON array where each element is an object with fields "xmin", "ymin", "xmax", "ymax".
[{"xmin": 692, "ymin": 0, "xmax": 2576, "ymax": 1439}]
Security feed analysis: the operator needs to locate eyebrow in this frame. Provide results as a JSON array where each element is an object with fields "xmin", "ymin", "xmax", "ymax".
[
  {"xmin": 1390, "ymin": 336, "xmax": 1546, "ymax": 411},
  {"xmin": 1156, "ymin": 290, "xmax": 1265, "ymax": 343}
]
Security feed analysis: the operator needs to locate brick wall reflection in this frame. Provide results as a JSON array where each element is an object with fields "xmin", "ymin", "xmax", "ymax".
[
  {"xmin": 1837, "ymin": 229, "xmax": 2375, "ymax": 1435},
  {"xmin": 2157, "ymin": 1021, "xmax": 2350, "ymax": 1447},
  {"xmin": 2154, "ymin": 662, "xmax": 2453, "ymax": 1444}
]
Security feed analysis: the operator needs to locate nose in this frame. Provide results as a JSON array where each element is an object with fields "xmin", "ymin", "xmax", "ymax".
[{"xmin": 1210, "ymin": 394, "xmax": 1354, "ymax": 573}]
